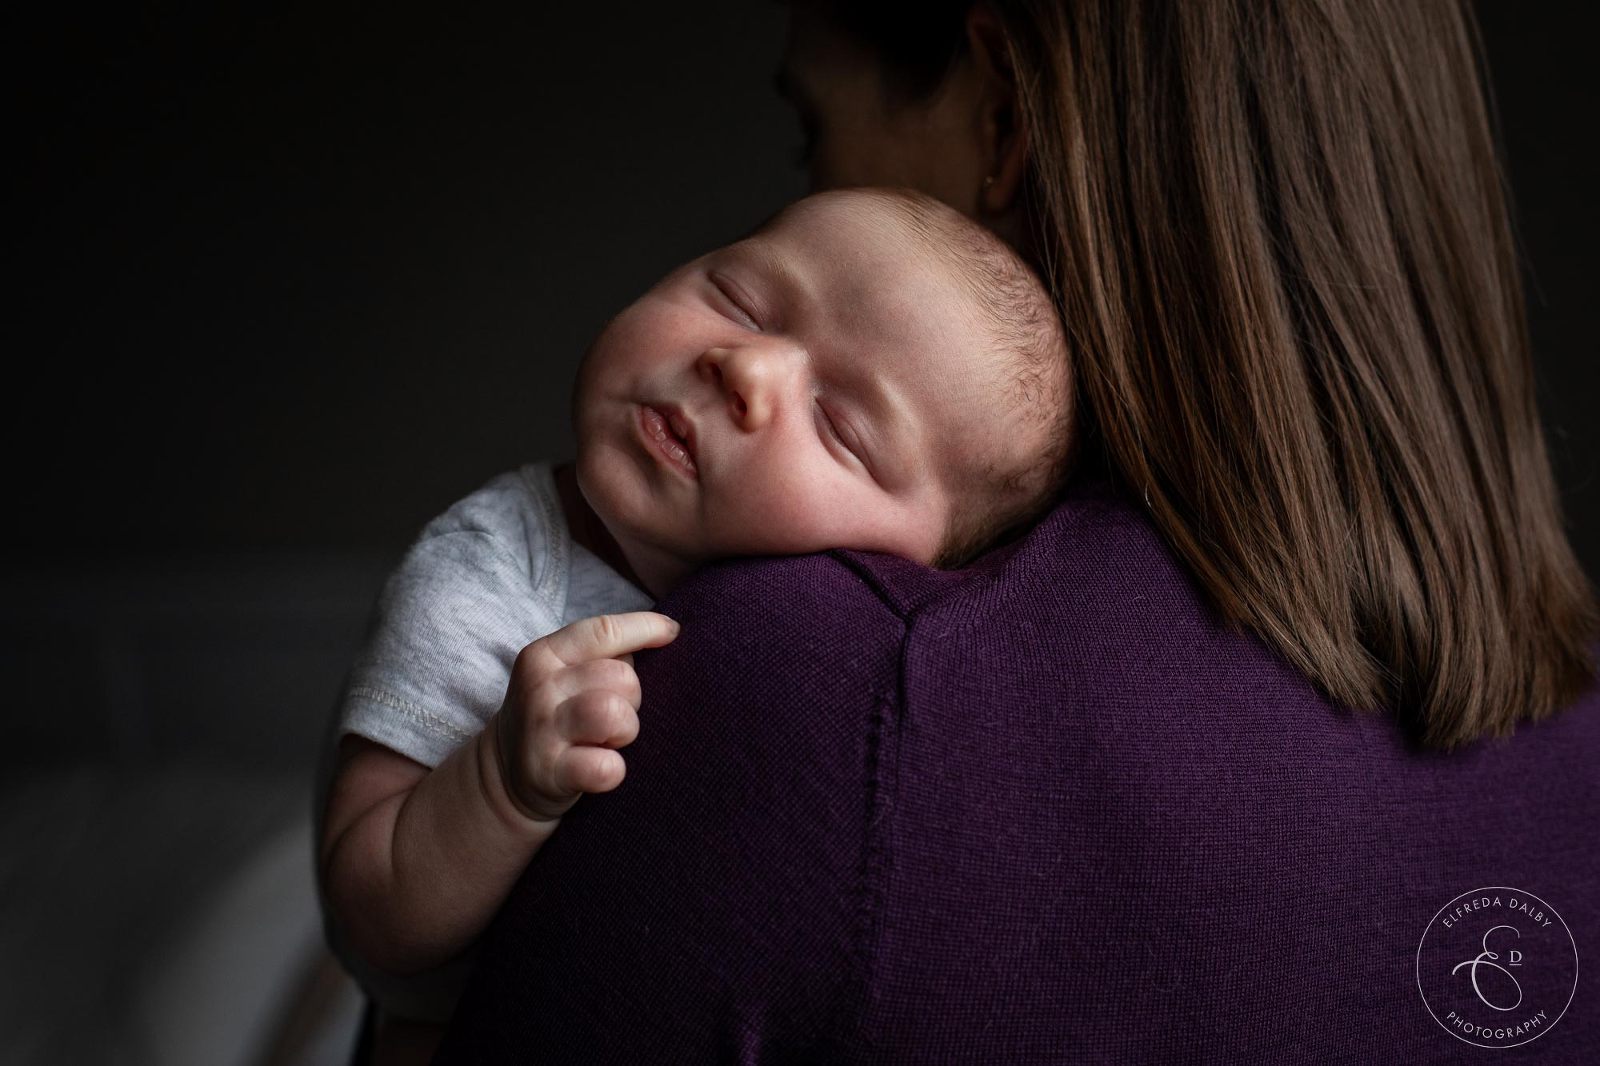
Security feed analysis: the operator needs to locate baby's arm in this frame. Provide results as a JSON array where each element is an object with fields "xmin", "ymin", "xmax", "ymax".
[{"xmin": 318, "ymin": 611, "xmax": 680, "ymax": 990}]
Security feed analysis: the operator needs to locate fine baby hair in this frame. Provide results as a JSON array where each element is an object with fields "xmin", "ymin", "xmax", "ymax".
[{"xmin": 853, "ymin": 188, "xmax": 1073, "ymax": 567}]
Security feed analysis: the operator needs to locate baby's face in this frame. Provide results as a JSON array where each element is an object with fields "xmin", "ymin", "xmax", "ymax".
[{"xmin": 573, "ymin": 190, "xmax": 1007, "ymax": 594}]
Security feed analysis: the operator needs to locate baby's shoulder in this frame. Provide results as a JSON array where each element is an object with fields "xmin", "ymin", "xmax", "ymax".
[
  {"xmin": 415, "ymin": 462, "xmax": 559, "ymax": 543},
  {"xmin": 382, "ymin": 463, "xmax": 568, "ymax": 595}
]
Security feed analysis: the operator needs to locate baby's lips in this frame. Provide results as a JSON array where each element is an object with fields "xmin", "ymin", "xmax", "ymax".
[{"xmin": 658, "ymin": 402, "xmax": 698, "ymax": 465}]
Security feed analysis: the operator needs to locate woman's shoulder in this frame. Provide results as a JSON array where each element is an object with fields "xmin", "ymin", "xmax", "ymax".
[
  {"xmin": 833, "ymin": 470, "xmax": 1171, "ymax": 625},
  {"xmin": 655, "ymin": 547, "xmax": 905, "ymax": 635},
  {"xmin": 653, "ymin": 470, "xmax": 1172, "ymax": 640}
]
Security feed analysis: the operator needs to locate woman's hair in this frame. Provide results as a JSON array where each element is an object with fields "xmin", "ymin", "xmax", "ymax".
[{"xmin": 797, "ymin": 0, "xmax": 1598, "ymax": 750}]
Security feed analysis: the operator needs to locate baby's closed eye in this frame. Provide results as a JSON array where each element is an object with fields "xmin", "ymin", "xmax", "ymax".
[
  {"xmin": 707, "ymin": 272, "xmax": 762, "ymax": 331},
  {"xmin": 815, "ymin": 399, "xmax": 870, "ymax": 473}
]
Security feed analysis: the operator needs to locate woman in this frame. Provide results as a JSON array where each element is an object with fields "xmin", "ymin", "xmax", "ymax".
[
  {"xmin": 426, "ymin": 1, "xmax": 1600, "ymax": 1060},
  {"xmin": 778, "ymin": 0, "xmax": 1598, "ymax": 748}
]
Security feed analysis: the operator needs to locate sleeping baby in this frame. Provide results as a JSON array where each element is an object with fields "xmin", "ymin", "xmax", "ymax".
[{"xmin": 315, "ymin": 186, "xmax": 1073, "ymax": 1064}]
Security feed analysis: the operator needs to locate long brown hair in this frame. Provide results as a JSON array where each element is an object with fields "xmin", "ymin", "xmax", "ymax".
[{"xmin": 806, "ymin": 0, "xmax": 1598, "ymax": 749}]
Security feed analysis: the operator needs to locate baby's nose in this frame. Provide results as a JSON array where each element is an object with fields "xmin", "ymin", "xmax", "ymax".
[{"xmin": 699, "ymin": 345, "xmax": 781, "ymax": 429}]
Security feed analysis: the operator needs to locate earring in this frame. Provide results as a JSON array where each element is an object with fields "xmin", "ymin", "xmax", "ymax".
[{"xmin": 983, "ymin": 175, "xmax": 996, "ymax": 188}]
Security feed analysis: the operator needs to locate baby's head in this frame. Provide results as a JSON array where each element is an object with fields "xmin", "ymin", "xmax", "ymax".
[{"xmin": 574, "ymin": 187, "xmax": 1073, "ymax": 595}]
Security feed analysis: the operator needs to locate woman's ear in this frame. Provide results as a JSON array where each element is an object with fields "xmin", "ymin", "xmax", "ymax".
[{"xmin": 965, "ymin": 5, "xmax": 1029, "ymax": 215}]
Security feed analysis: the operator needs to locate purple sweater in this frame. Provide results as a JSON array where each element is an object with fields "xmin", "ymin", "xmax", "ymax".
[{"xmin": 433, "ymin": 472, "xmax": 1599, "ymax": 1063}]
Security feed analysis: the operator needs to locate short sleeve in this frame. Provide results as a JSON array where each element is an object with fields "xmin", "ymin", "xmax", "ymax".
[
  {"xmin": 431, "ymin": 552, "xmax": 907, "ymax": 1065},
  {"xmin": 318, "ymin": 465, "xmax": 572, "ymax": 1023},
  {"xmin": 337, "ymin": 465, "xmax": 569, "ymax": 768}
]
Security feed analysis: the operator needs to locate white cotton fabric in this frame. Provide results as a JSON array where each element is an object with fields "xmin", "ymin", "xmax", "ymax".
[{"xmin": 337, "ymin": 462, "xmax": 651, "ymax": 768}]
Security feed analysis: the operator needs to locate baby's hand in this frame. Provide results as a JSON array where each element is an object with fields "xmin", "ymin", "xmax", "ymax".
[{"xmin": 493, "ymin": 611, "xmax": 680, "ymax": 825}]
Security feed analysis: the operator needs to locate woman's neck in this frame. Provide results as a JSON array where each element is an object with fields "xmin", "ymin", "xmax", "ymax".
[{"xmin": 552, "ymin": 461, "xmax": 648, "ymax": 592}]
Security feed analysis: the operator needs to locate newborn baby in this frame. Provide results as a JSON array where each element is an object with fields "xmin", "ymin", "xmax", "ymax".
[{"xmin": 316, "ymin": 187, "xmax": 1072, "ymax": 1063}]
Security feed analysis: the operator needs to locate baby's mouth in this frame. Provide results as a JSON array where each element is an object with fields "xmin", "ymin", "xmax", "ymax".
[{"xmin": 639, "ymin": 404, "xmax": 698, "ymax": 477}]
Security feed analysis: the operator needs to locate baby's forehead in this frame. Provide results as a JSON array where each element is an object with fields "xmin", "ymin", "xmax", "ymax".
[
  {"xmin": 753, "ymin": 194, "xmax": 986, "ymax": 331},
  {"xmin": 762, "ymin": 190, "xmax": 955, "ymax": 269}
]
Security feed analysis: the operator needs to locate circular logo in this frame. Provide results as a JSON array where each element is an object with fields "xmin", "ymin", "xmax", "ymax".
[{"xmin": 1416, "ymin": 887, "xmax": 1578, "ymax": 1048}]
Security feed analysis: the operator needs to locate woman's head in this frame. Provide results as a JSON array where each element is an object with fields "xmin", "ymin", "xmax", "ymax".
[
  {"xmin": 776, "ymin": 2, "xmax": 1035, "ymax": 262},
  {"xmin": 778, "ymin": 0, "xmax": 1598, "ymax": 749}
]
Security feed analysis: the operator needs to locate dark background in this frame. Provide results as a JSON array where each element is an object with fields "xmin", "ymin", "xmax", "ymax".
[
  {"xmin": 12, "ymin": 2, "xmax": 806, "ymax": 558},
  {"xmin": 0, "ymin": 4, "xmax": 1595, "ymax": 1061},
  {"xmin": 8, "ymin": 3, "xmax": 1595, "ymax": 565}
]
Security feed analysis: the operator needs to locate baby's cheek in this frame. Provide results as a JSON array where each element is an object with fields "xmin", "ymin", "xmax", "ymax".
[{"xmin": 712, "ymin": 467, "xmax": 844, "ymax": 554}]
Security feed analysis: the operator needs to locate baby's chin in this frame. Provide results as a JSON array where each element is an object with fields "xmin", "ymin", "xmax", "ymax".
[
  {"xmin": 571, "ymin": 450, "xmax": 679, "ymax": 560},
  {"xmin": 571, "ymin": 446, "xmax": 622, "ymax": 530},
  {"xmin": 604, "ymin": 522, "xmax": 705, "ymax": 601}
]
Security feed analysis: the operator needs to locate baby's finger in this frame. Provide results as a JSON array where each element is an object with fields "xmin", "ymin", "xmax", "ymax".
[
  {"xmin": 560, "ymin": 745, "xmax": 627, "ymax": 794},
  {"xmin": 557, "ymin": 689, "xmax": 640, "ymax": 748},
  {"xmin": 545, "ymin": 657, "xmax": 642, "ymax": 710},
  {"xmin": 530, "ymin": 612, "xmax": 679, "ymax": 671}
]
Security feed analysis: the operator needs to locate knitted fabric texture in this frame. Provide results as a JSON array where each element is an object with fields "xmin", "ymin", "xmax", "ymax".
[{"xmin": 434, "ymin": 472, "xmax": 1600, "ymax": 1063}]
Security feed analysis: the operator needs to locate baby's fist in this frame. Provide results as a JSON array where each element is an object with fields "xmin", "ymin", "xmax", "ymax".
[{"xmin": 493, "ymin": 611, "xmax": 679, "ymax": 825}]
